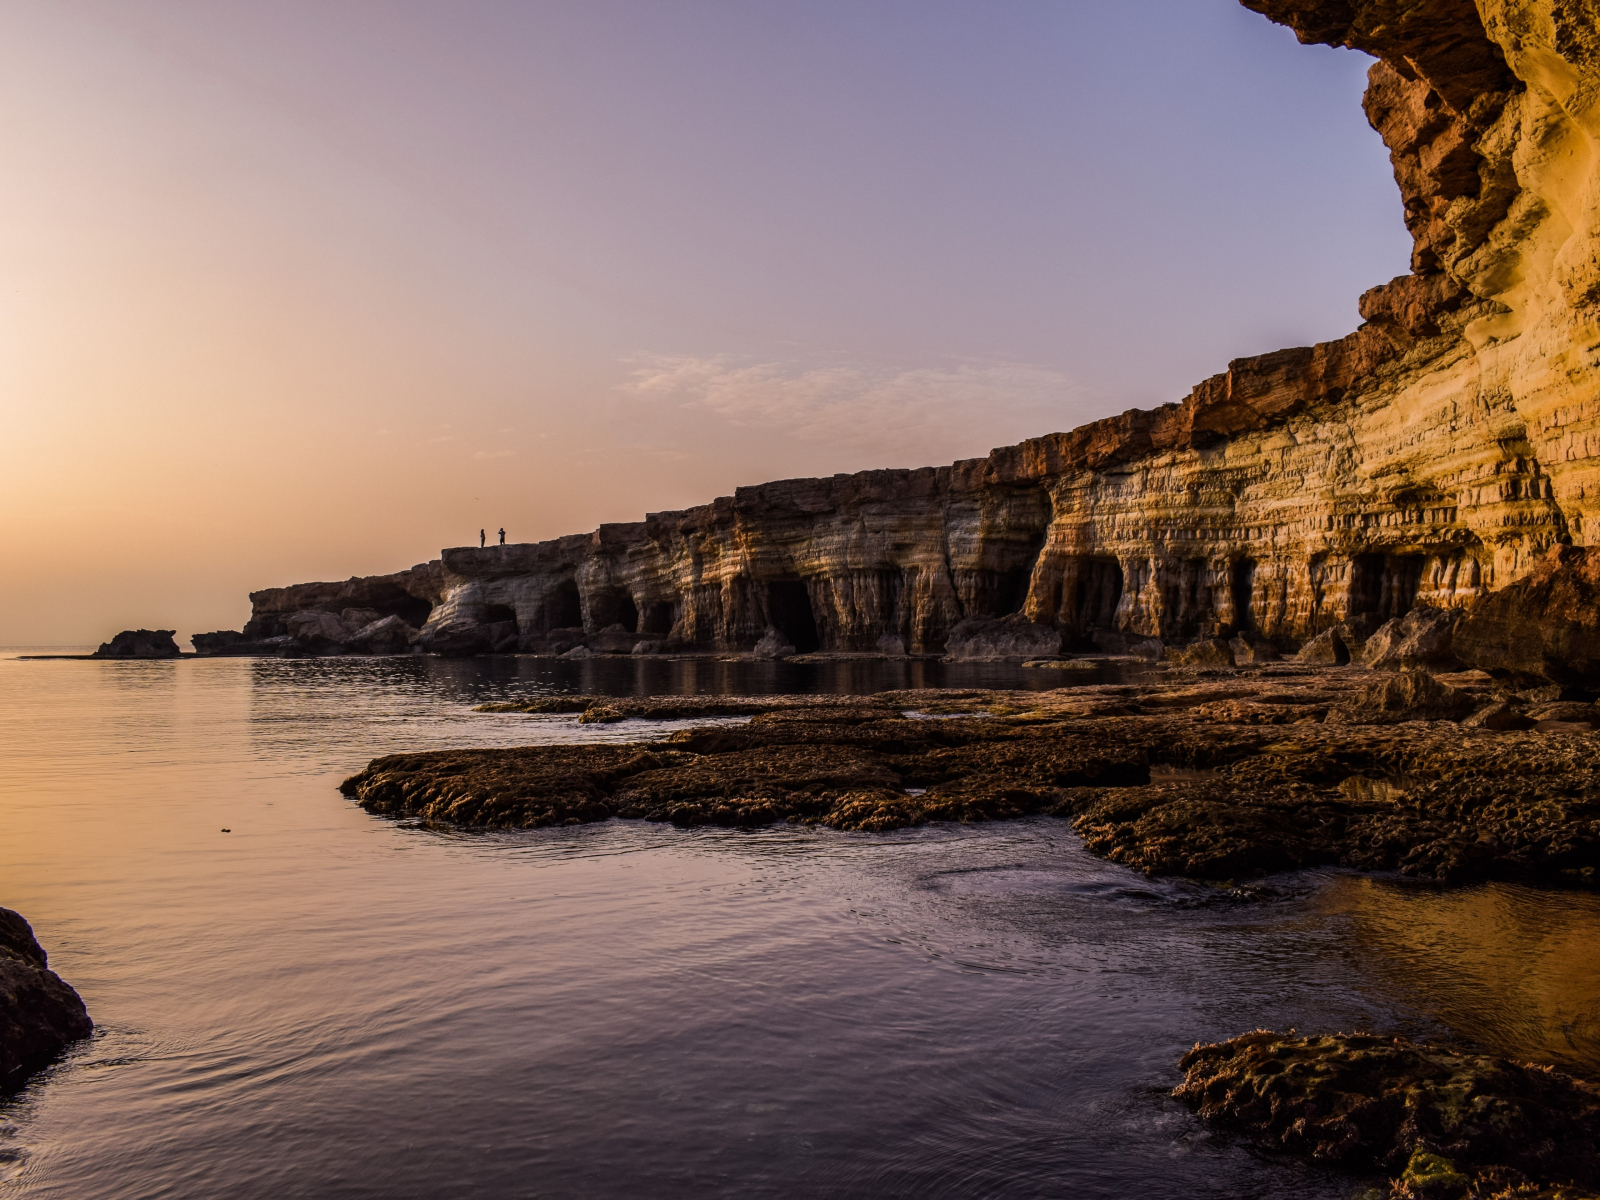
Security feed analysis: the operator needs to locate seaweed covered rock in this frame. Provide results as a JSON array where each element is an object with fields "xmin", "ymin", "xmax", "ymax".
[
  {"xmin": 93, "ymin": 629, "xmax": 180, "ymax": 659},
  {"xmin": 1174, "ymin": 1030, "xmax": 1600, "ymax": 1198},
  {"xmin": 0, "ymin": 908, "xmax": 92, "ymax": 1091}
]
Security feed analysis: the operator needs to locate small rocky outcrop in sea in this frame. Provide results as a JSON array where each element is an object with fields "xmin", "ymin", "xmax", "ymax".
[
  {"xmin": 92, "ymin": 629, "xmax": 180, "ymax": 659},
  {"xmin": 1174, "ymin": 1030, "xmax": 1600, "ymax": 1199},
  {"xmin": 0, "ymin": 908, "xmax": 92, "ymax": 1092}
]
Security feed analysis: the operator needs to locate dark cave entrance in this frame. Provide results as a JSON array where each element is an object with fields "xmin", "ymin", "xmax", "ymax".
[
  {"xmin": 482, "ymin": 604, "xmax": 517, "ymax": 627},
  {"xmin": 1351, "ymin": 554, "xmax": 1422, "ymax": 621},
  {"xmin": 1074, "ymin": 558, "xmax": 1123, "ymax": 629},
  {"xmin": 537, "ymin": 579, "xmax": 583, "ymax": 630},
  {"xmin": 1231, "ymin": 559, "xmax": 1256, "ymax": 631},
  {"xmin": 1162, "ymin": 558, "xmax": 1212, "ymax": 639},
  {"xmin": 589, "ymin": 588, "xmax": 640, "ymax": 634},
  {"xmin": 994, "ymin": 567, "xmax": 1033, "ymax": 616},
  {"xmin": 637, "ymin": 601, "xmax": 676, "ymax": 637},
  {"xmin": 768, "ymin": 580, "xmax": 821, "ymax": 653}
]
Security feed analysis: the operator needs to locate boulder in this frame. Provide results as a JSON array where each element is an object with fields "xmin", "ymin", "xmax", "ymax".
[
  {"xmin": 1335, "ymin": 612, "xmax": 1385, "ymax": 657},
  {"xmin": 521, "ymin": 628, "xmax": 584, "ymax": 655},
  {"xmin": 93, "ymin": 629, "xmax": 180, "ymax": 659},
  {"xmin": 1129, "ymin": 638, "xmax": 1165, "ymax": 661},
  {"xmin": 944, "ymin": 614, "xmax": 1062, "ymax": 661},
  {"xmin": 1229, "ymin": 633, "xmax": 1279, "ymax": 664},
  {"xmin": 631, "ymin": 640, "xmax": 666, "ymax": 655},
  {"xmin": 1165, "ymin": 638, "xmax": 1236, "ymax": 668},
  {"xmin": 587, "ymin": 624, "xmax": 640, "ymax": 655},
  {"xmin": 1090, "ymin": 629, "xmax": 1129, "ymax": 654},
  {"xmin": 415, "ymin": 619, "xmax": 493, "ymax": 657},
  {"xmin": 752, "ymin": 629, "xmax": 796, "ymax": 659},
  {"xmin": 1327, "ymin": 670, "xmax": 1478, "ymax": 725},
  {"xmin": 875, "ymin": 633, "xmax": 908, "ymax": 657},
  {"xmin": 560, "ymin": 645, "xmax": 593, "ymax": 659},
  {"xmin": 284, "ymin": 610, "xmax": 356, "ymax": 653},
  {"xmin": 346, "ymin": 615, "xmax": 420, "ymax": 654},
  {"xmin": 0, "ymin": 907, "xmax": 92, "ymax": 1091},
  {"xmin": 1454, "ymin": 545, "xmax": 1600, "ymax": 684},
  {"xmin": 1295, "ymin": 628, "xmax": 1349, "ymax": 665},
  {"xmin": 1360, "ymin": 607, "xmax": 1461, "ymax": 670}
]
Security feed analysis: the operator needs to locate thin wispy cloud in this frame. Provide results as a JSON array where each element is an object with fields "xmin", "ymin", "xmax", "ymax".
[{"xmin": 619, "ymin": 355, "xmax": 1090, "ymax": 465}]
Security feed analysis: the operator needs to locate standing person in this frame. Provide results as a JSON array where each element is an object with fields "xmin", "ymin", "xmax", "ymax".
[
  {"xmin": 479, "ymin": 529, "xmax": 485, "ymax": 548},
  {"xmin": 498, "ymin": 528, "xmax": 505, "ymax": 546}
]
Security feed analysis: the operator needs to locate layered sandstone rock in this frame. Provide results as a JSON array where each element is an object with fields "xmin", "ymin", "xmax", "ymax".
[{"xmin": 239, "ymin": 0, "xmax": 1600, "ymax": 667}]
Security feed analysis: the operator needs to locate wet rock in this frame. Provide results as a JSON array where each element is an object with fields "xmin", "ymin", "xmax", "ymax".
[
  {"xmin": 92, "ymin": 629, "xmax": 180, "ymax": 659},
  {"xmin": 559, "ymin": 645, "xmax": 592, "ymax": 659},
  {"xmin": 1296, "ymin": 628, "xmax": 1350, "ymax": 665},
  {"xmin": 875, "ymin": 633, "xmax": 909, "ymax": 657},
  {"xmin": 1327, "ymin": 671, "xmax": 1478, "ymax": 725},
  {"xmin": 631, "ymin": 640, "xmax": 666, "ymax": 655},
  {"xmin": 1174, "ymin": 1030, "xmax": 1600, "ymax": 1199},
  {"xmin": 415, "ymin": 618, "xmax": 493, "ymax": 657},
  {"xmin": 1455, "ymin": 546, "xmax": 1600, "ymax": 685},
  {"xmin": 1361, "ymin": 607, "xmax": 1461, "ymax": 671},
  {"xmin": 944, "ymin": 614, "xmax": 1062, "ymax": 661},
  {"xmin": 0, "ymin": 908, "xmax": 92, "ymax": 1092},
  {"xmin": 1166, "ymin": 638, "xmax": 1236, "ymax": 669}
]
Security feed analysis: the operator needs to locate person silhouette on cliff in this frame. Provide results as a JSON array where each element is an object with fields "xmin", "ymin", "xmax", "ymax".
[
  {"xmin": 498, "ymin": 528, "xmax": 506, "ymax": 546},
  {"xmin": 479, "ymin": 529, "xmax": 485, "ymax": 548}
]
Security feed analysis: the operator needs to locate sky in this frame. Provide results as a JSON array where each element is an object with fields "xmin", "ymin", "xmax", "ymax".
[{"xmin": 0, "ymin": 0, "xmax": 1412, "ymax": 645}]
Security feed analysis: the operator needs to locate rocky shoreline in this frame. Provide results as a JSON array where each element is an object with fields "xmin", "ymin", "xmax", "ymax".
[
  {"xmin": 0, "ymin": 908, "xmax": 92, "ymax": 1093},
  {"xmin": 341, "ymin": 663, "xmax": 1600, "ymax": 888}
]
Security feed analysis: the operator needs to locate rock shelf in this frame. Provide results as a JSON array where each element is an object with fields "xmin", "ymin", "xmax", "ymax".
[{"xmin": 342, "ymin": 666, "xmax": 1600, "ymax": 888}]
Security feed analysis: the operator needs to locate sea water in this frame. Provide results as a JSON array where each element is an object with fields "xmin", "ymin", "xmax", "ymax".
[{"xmin": 2, "ymin": 653, "xmax": 1597, "ymax": 1199}]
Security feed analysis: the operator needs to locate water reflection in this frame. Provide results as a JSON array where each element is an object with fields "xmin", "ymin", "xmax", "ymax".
[
  {"xmin": 1318, "ymin": 876, "xmax": 1600, "ymax": 1075},
  {"xmin": 0, "ymin": 654, "xmax": 1593, "ymax": 1200}
]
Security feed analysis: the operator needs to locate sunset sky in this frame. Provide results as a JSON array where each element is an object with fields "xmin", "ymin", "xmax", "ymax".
[{"xmin": 0, "ymin": 0, "xmax": 1411, "ymax": 645}]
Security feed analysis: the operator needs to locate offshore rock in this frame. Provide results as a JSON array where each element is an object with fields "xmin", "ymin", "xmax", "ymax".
[
  {"xmin": 1454, "ymin": 547, "xmax": 1600, "ymax": 684},
  {"xmin": 943, "ymin": 614, "xmax": 1062, "ymax": 661},
  {"xmin": 93, "ymin": 629, "xmax": 180, "ymax": 659},
  {"xmin": 0, "ymin": 908, "xmax": 92, "ymax": 1092},
  {"xmin": 1175, "ymin": 1030, "xmax": 1600, "ymax": 1199}
]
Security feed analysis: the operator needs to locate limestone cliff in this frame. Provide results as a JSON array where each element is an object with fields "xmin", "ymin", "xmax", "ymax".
[{"xmin": 235, "ymin": 0, "xmax": 1600, "ymax": 658}]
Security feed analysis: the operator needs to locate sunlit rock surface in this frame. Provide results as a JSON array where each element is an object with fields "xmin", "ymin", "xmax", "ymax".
[{"xmin": 239, "ymin": 0, "xmax": 1600, "ymax": 668}]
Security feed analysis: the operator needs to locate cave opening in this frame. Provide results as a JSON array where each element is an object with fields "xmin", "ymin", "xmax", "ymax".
[
  {"xmin": 482, "ymin": 604, "xmax": 517, "ymax": 627},
  {"xmin": 588, "ymin": 588, "xmax": 640, "ymax": 634},
  {"xmin": 1231, "ymin": 559, "xmax": 1256, "ymax": 631},
  {"xmin": 537, "ymin": 580, "xmax": 583, "ymax": 630},
  {"xmin": 1351, "ymin": 554, "xmax": 1422, "ymax": 620},
  {"xmin": 1162, "ymin": 558, "xmax": 1212, "ymax": 639},
  {"xmin": 638, "ymin": 600, "xmax": 676, "ymax": 636},
  {"xmin": 767, "ymin": 580, "xmax": 821, "ymax": 653},
  {"xmin": 1074, "ymin": 558, "xmax": 1123, "ymax": 629},
  {"xmin": 994, "ymin": 568, "xmax": 1033, "ymax": 616}
]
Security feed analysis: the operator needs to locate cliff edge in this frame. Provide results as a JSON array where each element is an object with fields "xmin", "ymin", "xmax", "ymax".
[{"xmin": 222, "ymin": 0, "xmax": 1600, "ymax": 664}]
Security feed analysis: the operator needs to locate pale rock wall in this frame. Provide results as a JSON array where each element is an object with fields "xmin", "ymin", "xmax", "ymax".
[{"xmin": 247, "ymin": 0, "xmax": 1600, "ymax": 656}]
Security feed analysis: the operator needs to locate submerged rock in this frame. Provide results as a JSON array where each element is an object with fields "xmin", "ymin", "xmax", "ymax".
[
  {"xmin": 1174, "ymin": 1030, "xmax": 1600, "ymax": 1199},
  {"xmin": 93, "ymin": 629, "xmax": 180, "ymax": 659},
  {"xmin": 0, "ymin": 908, "xmax": 92, "ymax": 1092}
]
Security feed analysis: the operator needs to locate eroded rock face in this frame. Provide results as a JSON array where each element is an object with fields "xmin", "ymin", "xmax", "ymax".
[
  {"xmin": 0, "ymin": 908, "xmax": 92, "ymax": 1092},
  {"xmin": 93, "ymin": 630, "xmax": 180, "ymax": 659},
  {"xmin": 1454, "ymin": 545, "xmax": 1600, "ymax": 682},
  {"xmin": 241, "ymin": 1, "xmax": 1600, "ymax": 668}
]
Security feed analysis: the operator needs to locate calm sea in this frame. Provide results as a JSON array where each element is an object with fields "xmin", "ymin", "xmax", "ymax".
[{"xmin": 2, "ymin": 652, "xmax": 1597, "ymax": 1199}]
